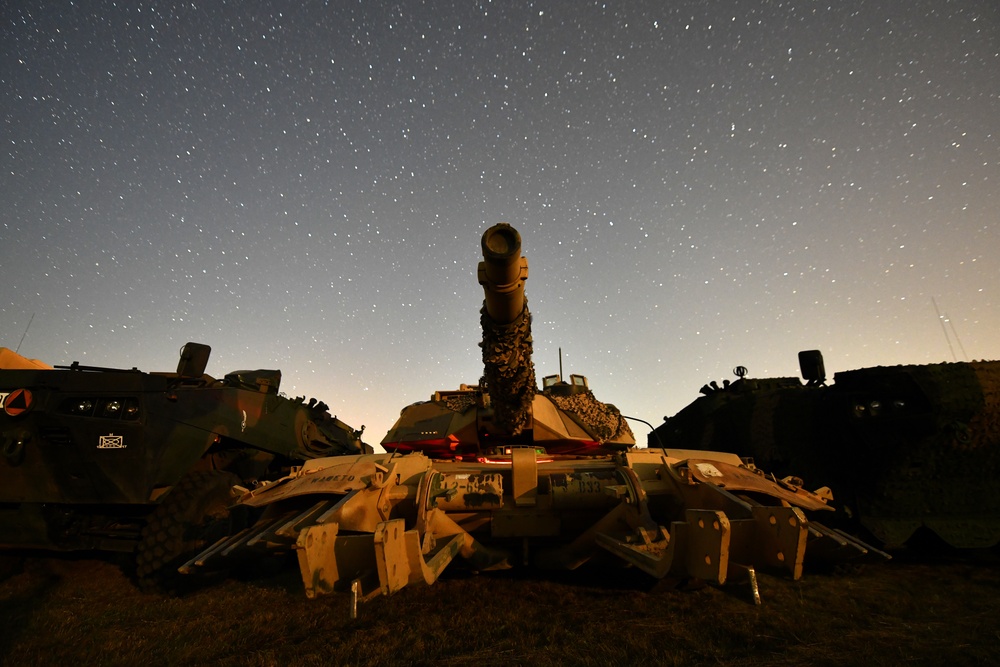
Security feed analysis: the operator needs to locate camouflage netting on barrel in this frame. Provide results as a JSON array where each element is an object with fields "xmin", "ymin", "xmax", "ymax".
[
  {"xmin": 480, "ymin": 299, "xmax": 536, "ymax": 436},
  {"xmin": 547, "ymin": 390, "xmax": 635, "ymax": 443}
]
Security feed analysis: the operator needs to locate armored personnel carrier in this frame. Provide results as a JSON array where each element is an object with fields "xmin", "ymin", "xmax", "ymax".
[
  {"xmin": 0, "ymin": 343, "xmax": 369, "ymax": 585},
  {"xmin": 652, "ymin": 351, "xmax": 1000, "ymax": 549},
  {"xmin": 184, "ymin": 225, "xmax": 872, "ymax": 605}
]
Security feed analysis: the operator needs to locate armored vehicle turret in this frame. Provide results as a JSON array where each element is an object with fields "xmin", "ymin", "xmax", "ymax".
[{"xmin": 382, "ymin": 223, "xmax": 634, "ymax": 459}]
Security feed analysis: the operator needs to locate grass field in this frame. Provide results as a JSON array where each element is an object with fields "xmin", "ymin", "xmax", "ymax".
[{"xmin": 2, "ymin": 552, "xmax": 998, "ymax": 666}]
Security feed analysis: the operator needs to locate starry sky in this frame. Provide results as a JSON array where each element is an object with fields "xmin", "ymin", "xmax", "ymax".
[{"xmin": 2, "ymin": 1, "xmax": 998, "ymax": 449}]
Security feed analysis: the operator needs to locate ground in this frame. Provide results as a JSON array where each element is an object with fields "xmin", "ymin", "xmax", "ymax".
[{"xmin": 1, "ymin": 552, "xmax": 998, "ymax": 666}]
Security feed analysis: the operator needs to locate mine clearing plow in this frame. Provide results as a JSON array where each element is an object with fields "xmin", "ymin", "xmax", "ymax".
[
  {"xmin": 182, "ymin": 447, "xmax": 881, "ymax": 608},
  {"xmin": 182, "ymin": 222, "xmax": 883, "ymax": 608}
]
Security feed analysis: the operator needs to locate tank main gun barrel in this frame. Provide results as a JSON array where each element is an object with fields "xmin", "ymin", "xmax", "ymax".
[
  {"xmin": 477, "ymin": 223, "xmax": 535, "ymax": 436},
  {"xmin": 478, "ymin": 223, "xmax": 528, "ymax": 325}
]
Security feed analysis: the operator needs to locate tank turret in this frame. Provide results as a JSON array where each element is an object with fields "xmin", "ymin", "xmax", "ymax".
[{"xmin": 383, "ymin": 223, "xmax": 633, "ymax": 458}]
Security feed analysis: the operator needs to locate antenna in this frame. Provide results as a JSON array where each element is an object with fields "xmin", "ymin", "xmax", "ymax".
[
  {"xmin": 558, "ymin": 347, "xmax": 563, "ymax": 380},
  {"xmin": 623, "ymin": 415, "xmax": 664, "ymax": 449},
  {"xmin": 15, "ymin": 313, "xmax": 34, "ymax": 354},
  {"xmin": 948, "ymin": 316, "xmax": 969, "ymax": 361},
  {"xmin": 931, "ymin": 297, "xmax": 957, "ymax": 362}
]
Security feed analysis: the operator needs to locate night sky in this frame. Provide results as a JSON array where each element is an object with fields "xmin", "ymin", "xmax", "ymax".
[{"xmin": 3, "ymin": 1, "xmax": 998, "ymax": 448}]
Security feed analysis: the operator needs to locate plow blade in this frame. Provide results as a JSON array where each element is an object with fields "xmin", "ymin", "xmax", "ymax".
[{"xmin": 182, "ymin": 450, "xmax": 879, "ymax": 605}]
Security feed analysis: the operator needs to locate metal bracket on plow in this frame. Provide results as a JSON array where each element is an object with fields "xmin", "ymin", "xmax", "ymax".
[
  {"xmin": 295, "ymin": 522, "xmax": 377, "ymax": 600},
  {"xmin": 595, "ymin": 508, "xmax": 732, "ymax": 583},
  {"xmin": 595, "ymin": 503, "xmax": 812, "ymax": 603},
  {"xmin": 511, "ymin": 446, "xmax": 538, "ymax": 507},
  {"xmin": 750, "ymin": 505, "xmax": 808, "ymax": 579},
  {"xmin": 373, "ymin": 518, "xmax": 467, "ymax": 596},
  {"xmin": 295, "ymin": 517, "xmax": 469, "ymax": 603}
]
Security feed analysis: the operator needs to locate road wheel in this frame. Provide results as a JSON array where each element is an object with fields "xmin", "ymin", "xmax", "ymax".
[{"xmin": 135, "ymin": 469, "xmax": 240, "ymax": 592}]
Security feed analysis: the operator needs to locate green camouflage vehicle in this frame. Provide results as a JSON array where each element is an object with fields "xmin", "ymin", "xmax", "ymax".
[
  {"xmin": 652, "ymin": 351, "xmax": 1000, "ymax": 549},
  {"xmin": 0, "ymin": 342, "xmax": 369, "ymax": 585}
]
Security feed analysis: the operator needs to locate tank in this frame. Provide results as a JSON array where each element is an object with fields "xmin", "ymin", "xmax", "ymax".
[
  {"xmin": 381, "ymin": 223, "xmax": 634, "ymax": 458},
  {"xmin": 652, "ymin": 351, "xmax": 1000, "ymax": 549},
  {"xmin": 0, "ymin": 343, "xmax": 369, "ymax": 585},
  {"xmin": 184, "ymin": 225, "xmax": 876, "ymax": 606}
]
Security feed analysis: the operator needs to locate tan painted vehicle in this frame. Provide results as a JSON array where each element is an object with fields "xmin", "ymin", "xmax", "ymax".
[
  {"xmin": 0, "ymin": 343, "xmax": 369, "ymax": 587},
  {"xmin": 653, "ymin": 352, "xmax": 1000, "ymax": 549},
  {"xmin": 183, "ymin": 224, "xmax": 874, "ymax": 604}
]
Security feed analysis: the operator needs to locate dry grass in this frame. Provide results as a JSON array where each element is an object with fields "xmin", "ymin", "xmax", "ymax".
[{"xmin": 2, "ymin": 552, "xmax": 998, "ymax": 666}]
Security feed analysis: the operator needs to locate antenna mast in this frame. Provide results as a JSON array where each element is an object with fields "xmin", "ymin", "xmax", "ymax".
[
  {"xmin": 931, "ymin": 297, "xmax": 957, "ymax": 362},
  {"xmin": 15, "ymin": 313, "xmax": 35, "ymax": 354}
]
